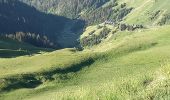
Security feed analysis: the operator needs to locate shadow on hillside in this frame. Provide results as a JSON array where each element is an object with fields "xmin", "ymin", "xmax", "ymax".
[
  {"xmin": 0, "ymin": 37, "xmax": 55, "ymax": 58},
  {"xmin": 44, "ymin": 57, "xmax": 95, "ymax": 75},
  {"xmin": 0, "ymin": 49, "xmax": 53, "ymax": 58},
  {"xmin": 0, "ymin": 0, "xmax": 85, "ymax": 48},
  {"xmin": 0, "ymin": 57, "xmax": 95, "ymax": 92}
]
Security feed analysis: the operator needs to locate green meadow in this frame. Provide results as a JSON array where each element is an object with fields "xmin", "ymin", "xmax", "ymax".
[
  {"xmin": 1, "ymin": 25, "xmax": 170, "ymax": 100},
  {"xmin": 1, "ymin": 0, "xmax": 170, "ymax": 99}
]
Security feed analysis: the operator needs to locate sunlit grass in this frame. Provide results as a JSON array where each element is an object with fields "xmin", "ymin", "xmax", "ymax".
[{"xmin": 1, "ymin": 25, "xmax": 170, "ymax": 100}]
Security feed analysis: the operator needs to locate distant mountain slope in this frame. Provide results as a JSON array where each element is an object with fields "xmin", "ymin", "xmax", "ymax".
[
  {"xmin": 1, "ymin": 0, "xmax": 170, "ymax": 49},
  {"xmin": 0, "ymin": 0, "xmax": 68, "ymax": 38},
  {"xmin": 20, "ymin": 0, "xmax": 132, "ymax": 25},
  {"xmin": 19, "ymin": 0, "xmax": 170, "ymax": 26},
  {"xmin": 0, "ymin": 0, "xmax": 132, "ymax": 48},
  {"xmin": 78, "ymin": 0, "xmax": 170, "ymax": 48},
  {"xmin": 0, "ymin": 0, "xmax": 85, "ymax": 48},
  {"xmin": 122, "ymin": 0, "xmax": 170, "ymax": 26},
  {"xmin": 20, "ymin": 0, "xmax": 110, "ymax": 19}
]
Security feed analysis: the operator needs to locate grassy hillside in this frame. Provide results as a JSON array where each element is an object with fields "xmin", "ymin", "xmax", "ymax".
[
  {"xmin": 1, "ymin": 0, "xmax": 170, "ymax": 100},
  {"xmin": 1, "ymin": 25, "xmax": 170, "ymax": 99},
  {"xmin": 0, "ymin": 37, "xmax": 52, "ymax": 58},
  {"xmin": 122, "ymin": 0, "xmax": 170, "ymax": 26}
]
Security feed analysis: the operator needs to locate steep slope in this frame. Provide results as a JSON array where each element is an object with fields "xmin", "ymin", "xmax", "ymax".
[
  {"xmin": 0, "ymin": 0, "xmax": 85, "ymax": 48},
  {"xmin": 1, "ymin": 0, "xmax": 170, "ymax": 48},
  {"xmin": 20, "ymin": 0, "xmax": 110, "ymax": 19},
  {"xmin": 79, "ymin": 0, "xmax": 170, "ymax": 48},
  {"xmin": 122, "ymin": 0, "xmax": 170, "ymax": 26},
  {"xmin": 21, "ymin": 0, "xmax": 170, "ymax": 26},
  {"xmin": 0, "ymin": 0, "xmax": 68, "ymax": 37},
  {"xmin": 20, "ymin": 0, "xmax": 132, "ymax": 25}
]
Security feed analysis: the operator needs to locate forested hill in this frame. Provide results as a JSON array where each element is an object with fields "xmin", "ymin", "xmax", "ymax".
[
  {"xmin": 0, "ymin": 0, "xmax": 134, "ymax": 48},
  {"xmin": 20, "ymin": 0, "xmax": 111, "ymax": 19},
  {"xmin": 0, "ymin": 0, "xmax": 68, "ymax": 38},
  {"xmin": 2, "ymin": 0, "xmax": 170, "ymax": 49},
  {"xmin": 0, "ymin": 0, "xmax": 132, "ymax": 48},
  {"xmin": 0, "ymin": 0, "xmax": 85, "ymax": 48},
  {"xmin": 20, "ymin": 0, "xmax": 132, "ymax": 25}
]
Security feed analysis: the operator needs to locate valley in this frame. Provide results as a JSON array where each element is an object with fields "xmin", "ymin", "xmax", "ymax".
[{"xmin": 1, "ymin": 0, "xmax": 170, "ymax": 100}]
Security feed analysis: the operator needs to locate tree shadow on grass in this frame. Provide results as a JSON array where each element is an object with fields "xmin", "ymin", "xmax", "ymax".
[
  {"xmin": 0, "ymin": 37, "xmax": 54, "ymax": 58},
  {"xmin": 0, "ymin": 49, "xmax": 53, "ymax": 58},
  {"xmin": 0, "ymin": 57, "xmax": 95, "ymax": 92}
]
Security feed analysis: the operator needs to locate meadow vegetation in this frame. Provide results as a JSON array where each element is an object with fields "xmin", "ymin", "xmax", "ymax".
[
  {"xmin": 1, "ymin": 0, "xmax": 170, "ymax": 100},
  {"xmin": 1, "ymin": 25, "xmax": 170, "ymax": 99}
]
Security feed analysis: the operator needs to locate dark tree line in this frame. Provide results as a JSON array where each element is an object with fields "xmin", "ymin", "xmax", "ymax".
[
  {"xmin": 149, "ymin": 10, "xmax": 161, "ymax": 21},
  {"xmin": 158, "ymin": 13, "xmax": 170, "ymax": 25},
  {"xmin": 149, "ymin": 10, "xmax": 170, "ymax": 25},
  {"xmin": 2, "ymin": 32, "xmax": 57, "ymax": 49},
  {"xmin": 119, "ymin": 24, "xmax": 144, "ymax": 31},
  {"xmin": 80, "ymin": 27, "xmax": 111, "ymax": 47},
  {"xmin": 81, "ymin": 2, "xmax": 133, "ymax": 25},
  {"xmin": 80, "ymin": 23, "xmax": 144, "ymax": 47}
]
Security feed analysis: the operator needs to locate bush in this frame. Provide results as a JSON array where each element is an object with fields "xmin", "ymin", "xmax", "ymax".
[{"xmin": 80, "ymin": 27, "xmax": 111, "ymax": 47}]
